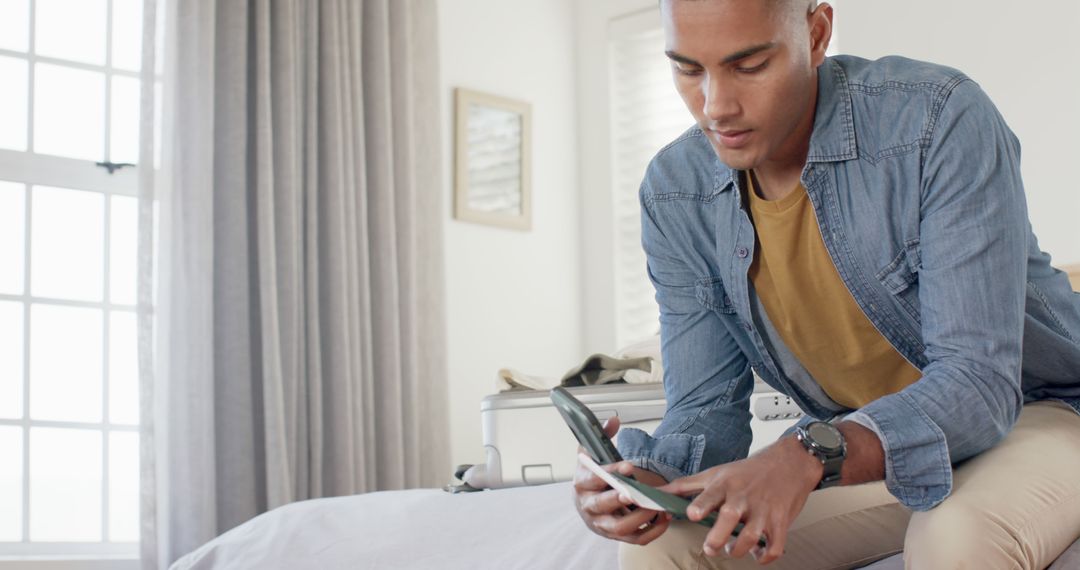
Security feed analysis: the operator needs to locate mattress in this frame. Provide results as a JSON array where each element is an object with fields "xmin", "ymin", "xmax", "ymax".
[
  {"xmin": 171, "ymin": 481, "xmax": 618, "ymax": 570},
  {"xmin": 168, "ymin": 475, "xmax": 1080, "ymax": 569}
]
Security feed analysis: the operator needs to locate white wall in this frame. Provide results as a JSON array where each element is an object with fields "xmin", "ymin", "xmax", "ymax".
[
  {"xmin": 439, "ymin": 0, "xmax": 584, "ymax": 468},
  {"xmin": 836, "ymin": 1, "xmax": 1080, "ymax": 265}
]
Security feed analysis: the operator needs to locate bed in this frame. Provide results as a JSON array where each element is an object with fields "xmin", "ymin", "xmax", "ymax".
[{"xmin": 171, "ymin": 479, "xmax": 1080, "ymax": 569}]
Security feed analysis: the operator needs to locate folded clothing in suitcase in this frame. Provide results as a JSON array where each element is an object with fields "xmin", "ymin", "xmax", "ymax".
[{"xmin": 460, "ymin": 380, "xmax": 804, "ymax": 489}]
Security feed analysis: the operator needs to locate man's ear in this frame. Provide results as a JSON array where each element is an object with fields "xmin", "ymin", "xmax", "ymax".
[{"xmin": 808, "ymin": 2, "xmax": 834, "ymax": 66}]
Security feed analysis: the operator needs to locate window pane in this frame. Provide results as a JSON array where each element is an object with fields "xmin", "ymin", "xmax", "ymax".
[
  {"xmin": 33, "ymin": 64, "xmax": 105, "ymax": 161},
  {"xmin": 111, "ymin": 0, "xmax": 142, "ymax": 71},
  {"xmin": 110, "ymin": 196, "xmax": 138, "ymax": 305},
  {"xmin": 0, "ymin": 181, "xmax": 25, "ymax": 295},
  {"xmin": 0, "ymin": 426, "xmax": 22, "ymax": 541},
  {"xmin": 29, "ymin": 304, "xmax": 103, "ymax": 423},
  {"xmin": 34, "ymin": 0, "xmax": 106, "ymax": 65},
  {"xmin": 29, "ymin": 427, "xmax": 102, "ymax": 541},
  {"xmin": 30, "ymin": 185, "xmax": 105, "ymax": 302},
  {"xmin": 108, "ymin": 431, "xmax": 138, "ymax": 541},
  {"xmin": 0, "ymin": 301, "xmax": 23, "ymax": 420},
  {"xmin": 108, "ymin": 311, "xmax": 138, "ymax": 425},
  {"xmin": 0, "ymin": 56, "xmax": 29, "ymax": 152},
  {"xmin": 0, "ymin": 0, "xmax": 29, "ymax": 52},
  {"xmin": 110, "ymin": 76, "xmax": 140, "ymax": 165}
]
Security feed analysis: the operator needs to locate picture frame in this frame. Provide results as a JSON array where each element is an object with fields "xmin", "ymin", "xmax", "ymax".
[{"xmin": 454, "ymin": 88, "xmax": 532, "ymax": 231}]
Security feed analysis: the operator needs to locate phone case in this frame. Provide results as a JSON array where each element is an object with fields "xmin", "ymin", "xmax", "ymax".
[{"xmin": 550, "ymin": 386, "xmax": 624, "ymax": 465}]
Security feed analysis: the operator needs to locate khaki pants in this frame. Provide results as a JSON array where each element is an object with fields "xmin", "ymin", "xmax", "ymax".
[{"xmin": 619, "ymin": 401, "xmax": 1080, "ymax": 570}]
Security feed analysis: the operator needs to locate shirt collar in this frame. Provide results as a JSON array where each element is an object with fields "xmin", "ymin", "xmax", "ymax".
[{"xmin": 806, "ymin": 57, "xmax": 857, "ymax": 163}]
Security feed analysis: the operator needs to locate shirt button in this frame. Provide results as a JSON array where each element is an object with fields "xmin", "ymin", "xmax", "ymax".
[
  {"xmin": 736, "ymin": 247, "xmax": 749, "ymax": 258},
  {"xmin": 742, "ymin": 323, "xmax": 752, "ymax": 332}
]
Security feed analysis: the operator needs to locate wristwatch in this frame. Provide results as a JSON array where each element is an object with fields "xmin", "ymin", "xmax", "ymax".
[{"xmin": 794, "ymin": 421, "xmax": 846, "ymax": 489}]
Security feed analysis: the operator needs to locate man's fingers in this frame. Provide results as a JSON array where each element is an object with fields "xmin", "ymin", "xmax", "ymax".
[
  {"xmin": 757, "ymin": 516, "xmax": 788, "ymax": 564},
  {"xmin": 601, "ymin": 459, "xmax": 634, "ymax": 473},
  {"xmin": 703, "ymin": 502, "xmax": 743, "ymax": 556},
  {"xmin": 686, "ymin": 483, "xmax": 725, "ymax": 521},
  {"xmin": 656, "ymin": 472, "xmax": 706, "ymax": 497},
  {"xmin": 573, "ymin": 468, "xmax": 609, "ymax": 492},
  {"xmin": 590, "ymin": 513, "xmax": 620, "ymax": 536},
  {"xmin": 728, "ymin": 514, "xmax": 766, "ymax": 559},
  {"xmin": 581, "ymin": 488, "xmax": 627, "ymax": 516},
  {"xmin": 628, "ymin": 512, "xmax": 672, "ymax": 546},
  {"xmin": 656, "ymin": 482, "xmax": 689, "ymax": 497},
  {"xmin": 610, "ymin": 460, "xmax": 636, "ymax": 477},
  {"xmin": 607, "ymin": 507, "xmax": 663, "ymax": 536},
  {"xmin": 573, "ymin": 457, "xmax": 616, "ymax": 489},
  {"xmin": 602, "ymin": 416, "xmax": 621, "ymax": 438}
]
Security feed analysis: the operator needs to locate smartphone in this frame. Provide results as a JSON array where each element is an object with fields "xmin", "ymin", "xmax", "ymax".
[
  {"xmin": 550, "ymin": 386, "xmax": 625, "ymax": 465},
  {"xmin": 553, "ymin": 386, "xmax": 767, "ymax": 549}
]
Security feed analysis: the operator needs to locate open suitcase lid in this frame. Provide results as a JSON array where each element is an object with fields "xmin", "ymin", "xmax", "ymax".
[{"xmin": 482, "ymin": 377, "xmax": 775, "ymax": 411}]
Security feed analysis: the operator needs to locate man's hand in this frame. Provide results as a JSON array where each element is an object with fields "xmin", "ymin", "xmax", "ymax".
[
  {"xmin": 657, "ymin": 436, "xmax": 823, "ymax": 564},
  {"xmin": 572, "ymin": 416, "xmax": 674, "ymax": 545}
]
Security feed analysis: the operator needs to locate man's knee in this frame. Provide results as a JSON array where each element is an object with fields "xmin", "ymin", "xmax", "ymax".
[
  {"xmin": 617, "ymin": 520, "xmax": 714, "ymax": 570},
  {"xmin": 905, "ymin": 502, "xmax": 1033, "ymax": 570},
  {"xmin": 619, "ymin": 540, "xmax": 671, "ymax": 570}
]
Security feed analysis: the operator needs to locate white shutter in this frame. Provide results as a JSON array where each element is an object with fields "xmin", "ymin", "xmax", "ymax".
[{"xmin": 608, "ymin": 11, "xmax": 695, "ymax": 349}]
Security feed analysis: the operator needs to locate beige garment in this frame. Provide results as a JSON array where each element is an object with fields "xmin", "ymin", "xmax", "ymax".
[
  {"xmin": 613, "ymin": 334, "xmax": 664, "ymax": 384},
  {"xmin": 496, "ymin": 354, "xmax": 654, "ymax": 391},
  {"xmin": 496, "ymin": 334, "xmax": 663, "ymax": 391},
  {"xmin": 619, "ymin": 402, "xmax": 1080, "ymax": 570},
  {"xmin": 1065, "ymin": 264, "xmax": 1080, "ymax": 290}
]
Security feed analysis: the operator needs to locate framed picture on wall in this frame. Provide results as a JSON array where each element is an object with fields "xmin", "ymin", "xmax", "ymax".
[{"xmin": 454, "ymin": 88, "xmax": 532, "ymax": 231}]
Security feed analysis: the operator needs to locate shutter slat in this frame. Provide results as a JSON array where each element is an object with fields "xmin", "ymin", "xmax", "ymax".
[{"xmin": 610, "ymin": 22, "xmax": 694, "ymax": 347}]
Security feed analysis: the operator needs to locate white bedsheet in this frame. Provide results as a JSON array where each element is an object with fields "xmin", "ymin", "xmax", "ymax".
[
  {"xmin": 172, "ymin": 482, "xmax": 617, "ymax": 570},
  {"xmin": 172, "ymin": 481, "xmax": 1080, "ymax": 569}
]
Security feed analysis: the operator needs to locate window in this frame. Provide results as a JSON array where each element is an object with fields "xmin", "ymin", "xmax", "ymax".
[
  {"xmin": 608, "ymin": 11, "xmax": 693, "ymax": 349},
  {"xmin": 607, "ymin": 4, "xmax": 840, "ymax": 349},
  {"xmin": 0, "ymin": 0, "xmax": 143, "ymax": 566}
]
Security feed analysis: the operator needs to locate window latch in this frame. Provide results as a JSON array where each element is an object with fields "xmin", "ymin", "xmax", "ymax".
[{"xmin": 96, "ymin": 161, "xmax": 136, "ymax": 174}]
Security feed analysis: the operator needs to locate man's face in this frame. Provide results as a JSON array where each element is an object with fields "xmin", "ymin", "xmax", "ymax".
[{"xmin": 661, "ymin": 0, "xmax": 830, "ymax": 170}]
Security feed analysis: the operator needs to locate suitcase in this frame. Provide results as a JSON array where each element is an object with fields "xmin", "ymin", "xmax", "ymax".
[{"xmin": 458, "ymin": 379, "xmax": 804, "ymax": 489}]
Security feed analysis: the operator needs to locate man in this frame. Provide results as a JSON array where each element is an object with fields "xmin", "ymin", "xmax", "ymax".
[{"xmin": 572, "ymin": 0, "xmax": 1080, "ymax": 568}]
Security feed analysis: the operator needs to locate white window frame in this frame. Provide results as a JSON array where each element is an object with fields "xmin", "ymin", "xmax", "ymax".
[{"xmin": 0, "ymin": 0, "xmax": 142, "ymax": 568}]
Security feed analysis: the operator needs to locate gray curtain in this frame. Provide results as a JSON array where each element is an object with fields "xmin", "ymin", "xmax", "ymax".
[{"xmin": 138, "ymin": 1, "xmax": 449, "ymax": 567}]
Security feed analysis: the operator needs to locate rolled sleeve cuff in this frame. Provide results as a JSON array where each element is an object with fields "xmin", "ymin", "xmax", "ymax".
[
  {"xmin": 847, "ymin": 393, "xmax": 953, "ymax": 511},
  {"xmin": 615, "ymin": 426, "xmax": 706, "ymax": 483}
]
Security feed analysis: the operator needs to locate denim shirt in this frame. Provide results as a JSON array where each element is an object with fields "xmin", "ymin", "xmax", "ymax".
[{"xmin": 616, "ymin": 55, "xmax": 1080, "ymax": 512}]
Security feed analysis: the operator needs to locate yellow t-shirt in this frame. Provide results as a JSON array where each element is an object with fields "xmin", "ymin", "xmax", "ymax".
[{"xmin": 746, "ymin": 172, "xmax": 921, "ymax": 409}]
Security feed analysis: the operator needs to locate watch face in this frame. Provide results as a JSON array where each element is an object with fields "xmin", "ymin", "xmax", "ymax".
[{"xmin": 808, "ymin": 423, "xmax": 842, "ymax": 451}]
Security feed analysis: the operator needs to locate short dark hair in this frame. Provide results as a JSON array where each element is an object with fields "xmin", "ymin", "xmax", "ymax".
[{"xmin": 661, "ymin": 0, "xmax": 817, "ymax": 12}]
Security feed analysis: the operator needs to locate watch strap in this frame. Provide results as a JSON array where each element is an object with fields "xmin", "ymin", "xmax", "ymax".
[{"xmin": 817, "ymin": 454, "xmax": 843, "ymax": 489}]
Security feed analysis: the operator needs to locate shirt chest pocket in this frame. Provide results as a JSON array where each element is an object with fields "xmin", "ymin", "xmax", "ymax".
[
  {"xmin": 694, "ymin": 276, "xmax": 767, "ymax": 366},
  {"xmin": 695, "ymin": 277, "xmax": 736, "ymax": 314},
  {"xmin": 876, "ymin": 240, "xmax": 922, "ymax": 323}
]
